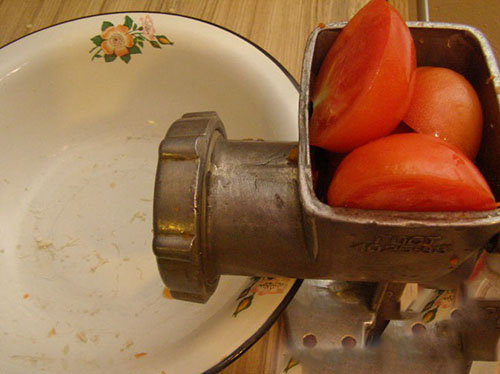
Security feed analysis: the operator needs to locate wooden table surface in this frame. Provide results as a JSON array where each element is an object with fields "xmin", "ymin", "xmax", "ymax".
[{"xmin": 1, "ymin": 1, "xmax": 498, "ymax": 373}]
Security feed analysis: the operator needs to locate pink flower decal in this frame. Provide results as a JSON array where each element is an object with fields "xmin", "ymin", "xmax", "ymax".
[
  {"xmin": 89, "ymin": 15, "xmax": 173, "ymax": 63},
  {"xmin": 140, "ymin": 15, "xmax": 156, "ymax": 41}
]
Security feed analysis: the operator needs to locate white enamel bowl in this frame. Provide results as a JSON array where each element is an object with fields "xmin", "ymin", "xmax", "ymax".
[{"xmin": 0, "ymin": 13, "xmax": 300, "ymax": 374}]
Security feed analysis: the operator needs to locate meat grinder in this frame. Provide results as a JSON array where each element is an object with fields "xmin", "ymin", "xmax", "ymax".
[{"xmin": 152, "ymin": 21, "xmax": 500, "ymax": 373}]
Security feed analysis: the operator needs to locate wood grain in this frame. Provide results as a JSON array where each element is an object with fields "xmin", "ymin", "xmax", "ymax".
[
  {"xmin": 0, "ymin": 1, "xmax": 425, "ymax": 373},
  {"xmin": 429, "ymin": 0, "xmax": 499, "ymax": 59}
]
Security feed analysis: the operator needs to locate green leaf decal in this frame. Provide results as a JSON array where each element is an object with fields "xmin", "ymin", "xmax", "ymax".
[
  {"xmin": 120, "ymin": 54, "xmax": 131, "ymax": 64},
  {"xmin": 128, "ymin": 45, "xmax": 141, "ymax": 54},
  {"xmin": 90, "ymin": 35, "xmax": 103, "ymax": 46},
  {"xmin": 104, "ymin": 54, "xmax": 117, "ymax": 63},
  {"xmin": 138, "ymin": 40, "xmax": 144, "ymax": 47},
  {"xmin": 156, "ymin": 35, "xmax": 173, "ymax": 45},
  {"xmin": 150, "ymin": 40, "xmax": 161, "ymax": 49},
  {"xmin": 101, "ymin": 21, "xmax": 114, "ymax": 31},
  {"xmin": 124, "ymin": 16, "xmax": 133, "ymax": 29},
  {"xmin": 133, "ymin": 24, "xmax": 138, "ymax": 31},
  {"xmin": 284, "ymin": 358, "xmax": 299, "ymax": 373},
  {"xmin": 237, "ymin": 286, "xmax": 252, "ymax": 300}
]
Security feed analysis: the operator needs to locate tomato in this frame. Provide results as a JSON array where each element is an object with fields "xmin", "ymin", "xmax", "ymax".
[
  {"xmin": 403, "ymin": 67, "xmax": 483, "ymax": 160},
  {"xmin": 327, "ymin": 133, "xmax": 496, "ymax": 211},
  {"xmin": 309, "ymin": 0, "xmax": 416, "ymax": 153}
]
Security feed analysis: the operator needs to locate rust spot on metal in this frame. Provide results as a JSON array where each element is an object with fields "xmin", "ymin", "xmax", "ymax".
[{"xmin": 287, "ymin": 147, "xmax": 299, "ymax": 162}]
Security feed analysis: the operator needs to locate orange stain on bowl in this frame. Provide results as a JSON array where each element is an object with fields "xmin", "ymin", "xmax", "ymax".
[
  {"xmin": 23, "ymin": 293, "xmax": 29, "ymax": 299},
  {"xmin": 134, "ymin": 352, "xmax": 147, "ymax": 359},
  {"xmin": 162, "ymin": 287, "xmax": 172, "ymax": 299}
]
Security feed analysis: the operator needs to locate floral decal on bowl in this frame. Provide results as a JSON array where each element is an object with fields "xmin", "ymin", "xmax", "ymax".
[
  {"xmin": 233, "ymin": 277, "xmax": 290, "ymax": 317},
  {"xmin": 420, "ymin": 289, "xmax": 455, "ymax": 323},
  {"xmin": 284, "ymin": 357, "xmax": 300, "ymax": 373},
  {"xmin": 89, "ymin": 15, "xmax": 173, "ymax": 63}
]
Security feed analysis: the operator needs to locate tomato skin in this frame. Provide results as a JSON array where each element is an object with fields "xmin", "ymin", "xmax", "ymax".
[
  {"xmin": 403, "ymin": 67, "xmax": 483, "ymax": 160},
  {"xmin": 327, "ymin": 134, "xmax": 496, "ymax": 211},
  {"xmin": 310, "ymin": 0, "xmax": 416, "ymax": 153}
]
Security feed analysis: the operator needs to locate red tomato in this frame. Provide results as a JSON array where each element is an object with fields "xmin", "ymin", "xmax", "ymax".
[
  {"xmin": 403, "ymin": 67, "xmax": 483, "ymax": 160},
  {"xmin": 327, "ymin": 133, "xmax": 496, "ymax": 211},
  {"xmin": 309, "ymin": 0, "xmax": 416, "ymax": 153}
]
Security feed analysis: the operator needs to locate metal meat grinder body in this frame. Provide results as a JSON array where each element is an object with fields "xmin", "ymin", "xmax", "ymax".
[{"xmin": 153, "ymin": 22, "xmax": 500, "ymax": 372}]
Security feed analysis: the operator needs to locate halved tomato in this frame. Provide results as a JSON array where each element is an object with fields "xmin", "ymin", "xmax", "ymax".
[
  {"xmin": 310, "ymin": 0, "xmax": 416, "ymax": 153},
  {"xmin": 403, "ymin": 67, "xmax": 483, "ymax": 160},
  {"xmin": 327, "ymin": 133, "xmax": 496, "ymax": 211}
]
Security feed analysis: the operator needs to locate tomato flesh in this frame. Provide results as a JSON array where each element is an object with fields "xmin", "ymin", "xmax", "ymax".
[
  {"xmin": 327, "ymin": 133, "xmax": 496, "ymax": 211},
  {"xmin": 403, "ymin": 67, "xmax": 483, "ymax": 160},
  {"xmin": 310, "ymin": 0, "xmax": 416, "ymax": 153}
]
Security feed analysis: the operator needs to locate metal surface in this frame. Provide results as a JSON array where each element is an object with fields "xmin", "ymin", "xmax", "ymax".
[
  {"xmin": 417, "ymin": 0, "xmax": 430, "ymax": 22},
  {"xmin": 285, "ymin": 271, "xmax": 500, "ymax": 373},
  {"xmin": 285, "ymin": 280, "xmax": 471, "ymax": 374},
  {"xmin": 153, "ymin": 112, "xmax": 224, "ymax": 302},
  {"xmin": 282, "ymin": 261, "xmax": 500, "ymax": 373},
  {"xmin": 365, "ymin": 282, "xmax": 407, "ymax": 344},
  {"xmin": 284, "ymin": 280, "xmax": 376, "ymax": 349}
]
